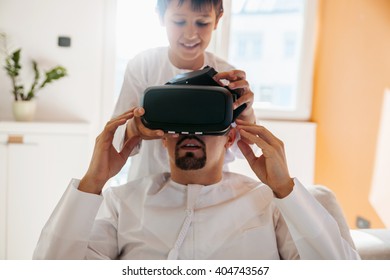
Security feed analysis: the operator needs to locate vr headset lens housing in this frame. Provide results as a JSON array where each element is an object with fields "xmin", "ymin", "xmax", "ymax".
[
  {"xmin": 141, "ymin": 85, "xmax": 234, "ymax": 135},
  {"xmin": 141, "ymin": 66, "xmax": 246, "ymax": 135}
]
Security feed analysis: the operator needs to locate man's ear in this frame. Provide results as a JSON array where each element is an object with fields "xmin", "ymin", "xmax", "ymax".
[{"xmin": 224, "ymin": 127, "xmax": 236, "ymax": 149}]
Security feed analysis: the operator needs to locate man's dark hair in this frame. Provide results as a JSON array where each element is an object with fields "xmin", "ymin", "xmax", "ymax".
[{"xmin": 156, "ymin": 0, "xmax": 224, "ymax": 19}]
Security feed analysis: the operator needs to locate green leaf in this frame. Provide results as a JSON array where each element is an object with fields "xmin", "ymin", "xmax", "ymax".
[{"xmin": 39, "ymin": 66, "xmax": 67, "ymax": 89}]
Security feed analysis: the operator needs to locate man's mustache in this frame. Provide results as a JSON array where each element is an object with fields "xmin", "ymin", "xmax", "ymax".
[{"xmin": 176, "ymin": 135, "xmax": 205, "ymax": 147}]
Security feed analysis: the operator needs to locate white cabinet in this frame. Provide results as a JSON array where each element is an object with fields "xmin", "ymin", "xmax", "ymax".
[
  {"xmin": 0, "ymin": 143, "xmax": 6, "ymax": 259},
  {"xmin": 0, "ymin": 122, "xmax": 92, "ymax": 259}
]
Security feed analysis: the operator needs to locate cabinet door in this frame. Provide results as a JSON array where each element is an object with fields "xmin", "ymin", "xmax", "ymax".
[
  {"xmin": 7, "ymin": 141, "xmax": 40, "ymax": 259},
  {"xmin": 0, "ymin": 142, "xmax": 7, "ymax": 259},
  {"xmin": 6, "ymin": 133, "xmax": 89, "ymax": 259}
]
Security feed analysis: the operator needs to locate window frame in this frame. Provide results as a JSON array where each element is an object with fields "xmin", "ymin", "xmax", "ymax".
[{"xmin": 210, "ymin": 0, "xmax": 318, "ymax": 121}]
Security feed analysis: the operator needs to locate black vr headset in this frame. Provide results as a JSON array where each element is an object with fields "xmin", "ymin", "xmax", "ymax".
[{"xmin": 141, "ymin": 66, "xmax": 246, "ymax": 135}]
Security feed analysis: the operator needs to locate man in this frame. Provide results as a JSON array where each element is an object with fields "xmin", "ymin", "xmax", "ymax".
[{"xmin": 33, "ymin": 108, "xmax": 360, "ymax": 259}]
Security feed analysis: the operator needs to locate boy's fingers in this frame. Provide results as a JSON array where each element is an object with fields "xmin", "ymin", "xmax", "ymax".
[
  {"xmin": 214, "ymin": 70, "xmax": 246, "ymax": 81},
  {"xmin": 229, "ymin": 79, "xmax": 249, "ymax": 90},
  {"xmin": 233, "ymin": 90, "xmax": 254, "ymax": 109}
]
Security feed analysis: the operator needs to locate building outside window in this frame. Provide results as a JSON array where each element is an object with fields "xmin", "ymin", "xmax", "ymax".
[{"xmin": 227, "ymin": 0, "xmax": 314, "ymax": 117}]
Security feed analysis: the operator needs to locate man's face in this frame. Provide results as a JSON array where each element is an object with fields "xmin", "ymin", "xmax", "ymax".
[
  {"xmin": 163, "ymin": 131, "xmax": 234, "ymax": 172},
  {"xmin": 161, "ymin": 0, "xmax": 221, "ymax": 69},
  {"xmin": 174, "ymin": 135, "xmax": 207, "ymax": 170}
]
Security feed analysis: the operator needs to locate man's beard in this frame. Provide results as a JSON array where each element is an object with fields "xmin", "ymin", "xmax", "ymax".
[{"xmin": 175, "ymin": 136, "xmax": 206, "ymax": 170}]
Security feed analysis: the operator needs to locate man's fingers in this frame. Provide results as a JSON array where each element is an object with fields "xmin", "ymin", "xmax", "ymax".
[
  {"xmin": 236, "ymin": 120, "xmax": 282, "ymax": 147},
  {"xmin": 108, "ymin": 108, "xmax": 136, "ymax": 125},
  {"xmin": 131, "ymin": 107, "xmax": 164, "ymax": 138},
  {"xmin": 133, "ymin": 107, "xmax": 145, "ymax": 117},
  {"xmin": 237, "ymin": 139, "xmax": 257, "ymax": 167},
  {"xmin": 134, "ymin": 116, "xmax": 164, "ymax": 138},
  {"xmin": 120, "ymin": 136, "xmax": 141, "ymax": 159},
  {"xmin": 97, "ymin": 112, "xmax": 135, "ymax": 146},
  {"xmin": 239, "ymin": 128, "xmax": 271, "ymax": 152},
  {"xmin": 107, "ymin": 113, "xmax": 134, "ymax": 134}
]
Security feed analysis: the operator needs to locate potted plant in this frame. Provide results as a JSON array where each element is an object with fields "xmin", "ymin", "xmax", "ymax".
[{"xmin": 1, "ymin": 33, "xmax": 67, "ymax": 121}]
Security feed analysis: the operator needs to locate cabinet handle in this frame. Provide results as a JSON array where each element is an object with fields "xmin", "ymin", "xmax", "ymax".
[{"xmin": 7, "ymin": 135, "xmax": 24, "ymax": 144}]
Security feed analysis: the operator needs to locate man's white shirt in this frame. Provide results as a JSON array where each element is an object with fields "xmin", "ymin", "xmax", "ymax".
[{"xmin": 33, "ymin": 173, "xmax": 360, "ymax": 260}]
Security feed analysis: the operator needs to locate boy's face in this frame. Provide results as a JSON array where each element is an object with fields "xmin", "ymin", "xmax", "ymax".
[{"xmin": 161, "ymin": 0, "xmax": 222, "ymax": 70}]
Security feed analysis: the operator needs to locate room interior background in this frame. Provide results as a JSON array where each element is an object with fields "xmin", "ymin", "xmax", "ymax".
[{"xmin": 0, "ymin": 0, "xmax": 389, "ymax": 239}]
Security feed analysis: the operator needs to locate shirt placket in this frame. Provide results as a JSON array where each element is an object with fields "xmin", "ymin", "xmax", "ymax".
[{"xmin": 167, "ymin": 184, "xmax": 202, "ymax": 260}]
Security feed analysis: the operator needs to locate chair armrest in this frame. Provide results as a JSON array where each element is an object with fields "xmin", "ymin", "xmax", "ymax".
[{"xmin": 306, "ymin": 184, "xmax": 356, "ymax": 249}]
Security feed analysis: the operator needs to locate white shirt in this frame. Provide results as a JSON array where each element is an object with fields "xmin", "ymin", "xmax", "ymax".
[
  {"xmin": 112, "ymin": 47, "xmax": 237, "ymax": 181},
  {"xmin": 33, "ymin": 173, "xmax": 360, "ymax": 260}
]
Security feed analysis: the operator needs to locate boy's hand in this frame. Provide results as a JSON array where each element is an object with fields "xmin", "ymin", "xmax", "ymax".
[
  {"xmin": 213, "ymin": 70, "xmax": 255, "ymax": 123},
  {"xmin": 236, "ymin": 119, "xmax": 294, "ymax": 198},
  {"xmin": 79, "ymin": 110, "xmax": 141, "ymax": 194}
]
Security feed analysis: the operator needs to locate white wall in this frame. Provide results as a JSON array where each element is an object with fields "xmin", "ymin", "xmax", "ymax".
[
  {"xmin": 0, "ymin": 0, "xmax": 113, "ymax": 133},
  {"xmin": 370, "ymin": 89, "xmax": 390, "ymax": 228}
]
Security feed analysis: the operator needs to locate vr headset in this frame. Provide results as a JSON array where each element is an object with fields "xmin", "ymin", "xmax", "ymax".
[{"xmin": 141, "ymin": 66, "xmax": 246, "ymax": 135}]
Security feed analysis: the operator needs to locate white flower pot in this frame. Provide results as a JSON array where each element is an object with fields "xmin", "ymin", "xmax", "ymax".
[{"xmin": 12, "ymin": 100, "xmax": 37, "ymax": 122}]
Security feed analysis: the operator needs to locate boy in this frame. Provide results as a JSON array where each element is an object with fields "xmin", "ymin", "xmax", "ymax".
[{"xmin": 112, "ymin": 0, "xmax": 256, "ymax": 181}]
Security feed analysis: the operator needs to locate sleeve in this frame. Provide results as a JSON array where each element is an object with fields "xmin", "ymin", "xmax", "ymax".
[
  {"xmin": 112, "ymin": 57, "xmax": 146, "ymax": 154},
  {"xmin": 32, "ymin": 179, "xmax": 112, "ymax": 260},
  {"xmin": 274, "ymin": 178, "xmax": 361, "ymax": 260}
]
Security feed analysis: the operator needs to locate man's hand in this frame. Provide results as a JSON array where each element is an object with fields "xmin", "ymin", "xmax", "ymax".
[
  {"xmin": 213, "ymin": 70, "xmax": 255, "ymax": 123},
  {"xmin": 236, "ymin": 119, "xmax": 294, "ymax": 198},
  {"xmin": 79, "ymin": 110, "xmax": 141, "ymax": 194},
  {"xmin": 126, "ymin": 107, "xmax": 165, "ymax": 140}
]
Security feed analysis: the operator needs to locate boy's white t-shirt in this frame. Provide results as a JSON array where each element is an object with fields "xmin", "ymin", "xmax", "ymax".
[{"xmin": 112, "ymin": 47, "xmax": 237, "ymax": 181}]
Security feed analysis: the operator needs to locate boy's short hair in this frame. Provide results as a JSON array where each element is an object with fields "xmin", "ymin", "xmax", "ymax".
[{"xmin": 157, "ymin": 0, "xmax": 224, "ymax": 19}]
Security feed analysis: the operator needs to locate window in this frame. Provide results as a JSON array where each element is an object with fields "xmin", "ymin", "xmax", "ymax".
[
  {"xmin": 216, "ymin": 0, "xmax": 317, "ymax": 120},
  {"xmin": 232, "ymin": 32, "xmax": 263, "ymax": 60},
  {"xmin": 283, "ymin": 32, "xmax": 297, "ymax": 58},
  {"xmin": 113, "ymin": 0, "xmax": 317, "ymax": 119},
  {"xmin": 114, "ymin": 0, "xmax": 168, "ymax": 99}
]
